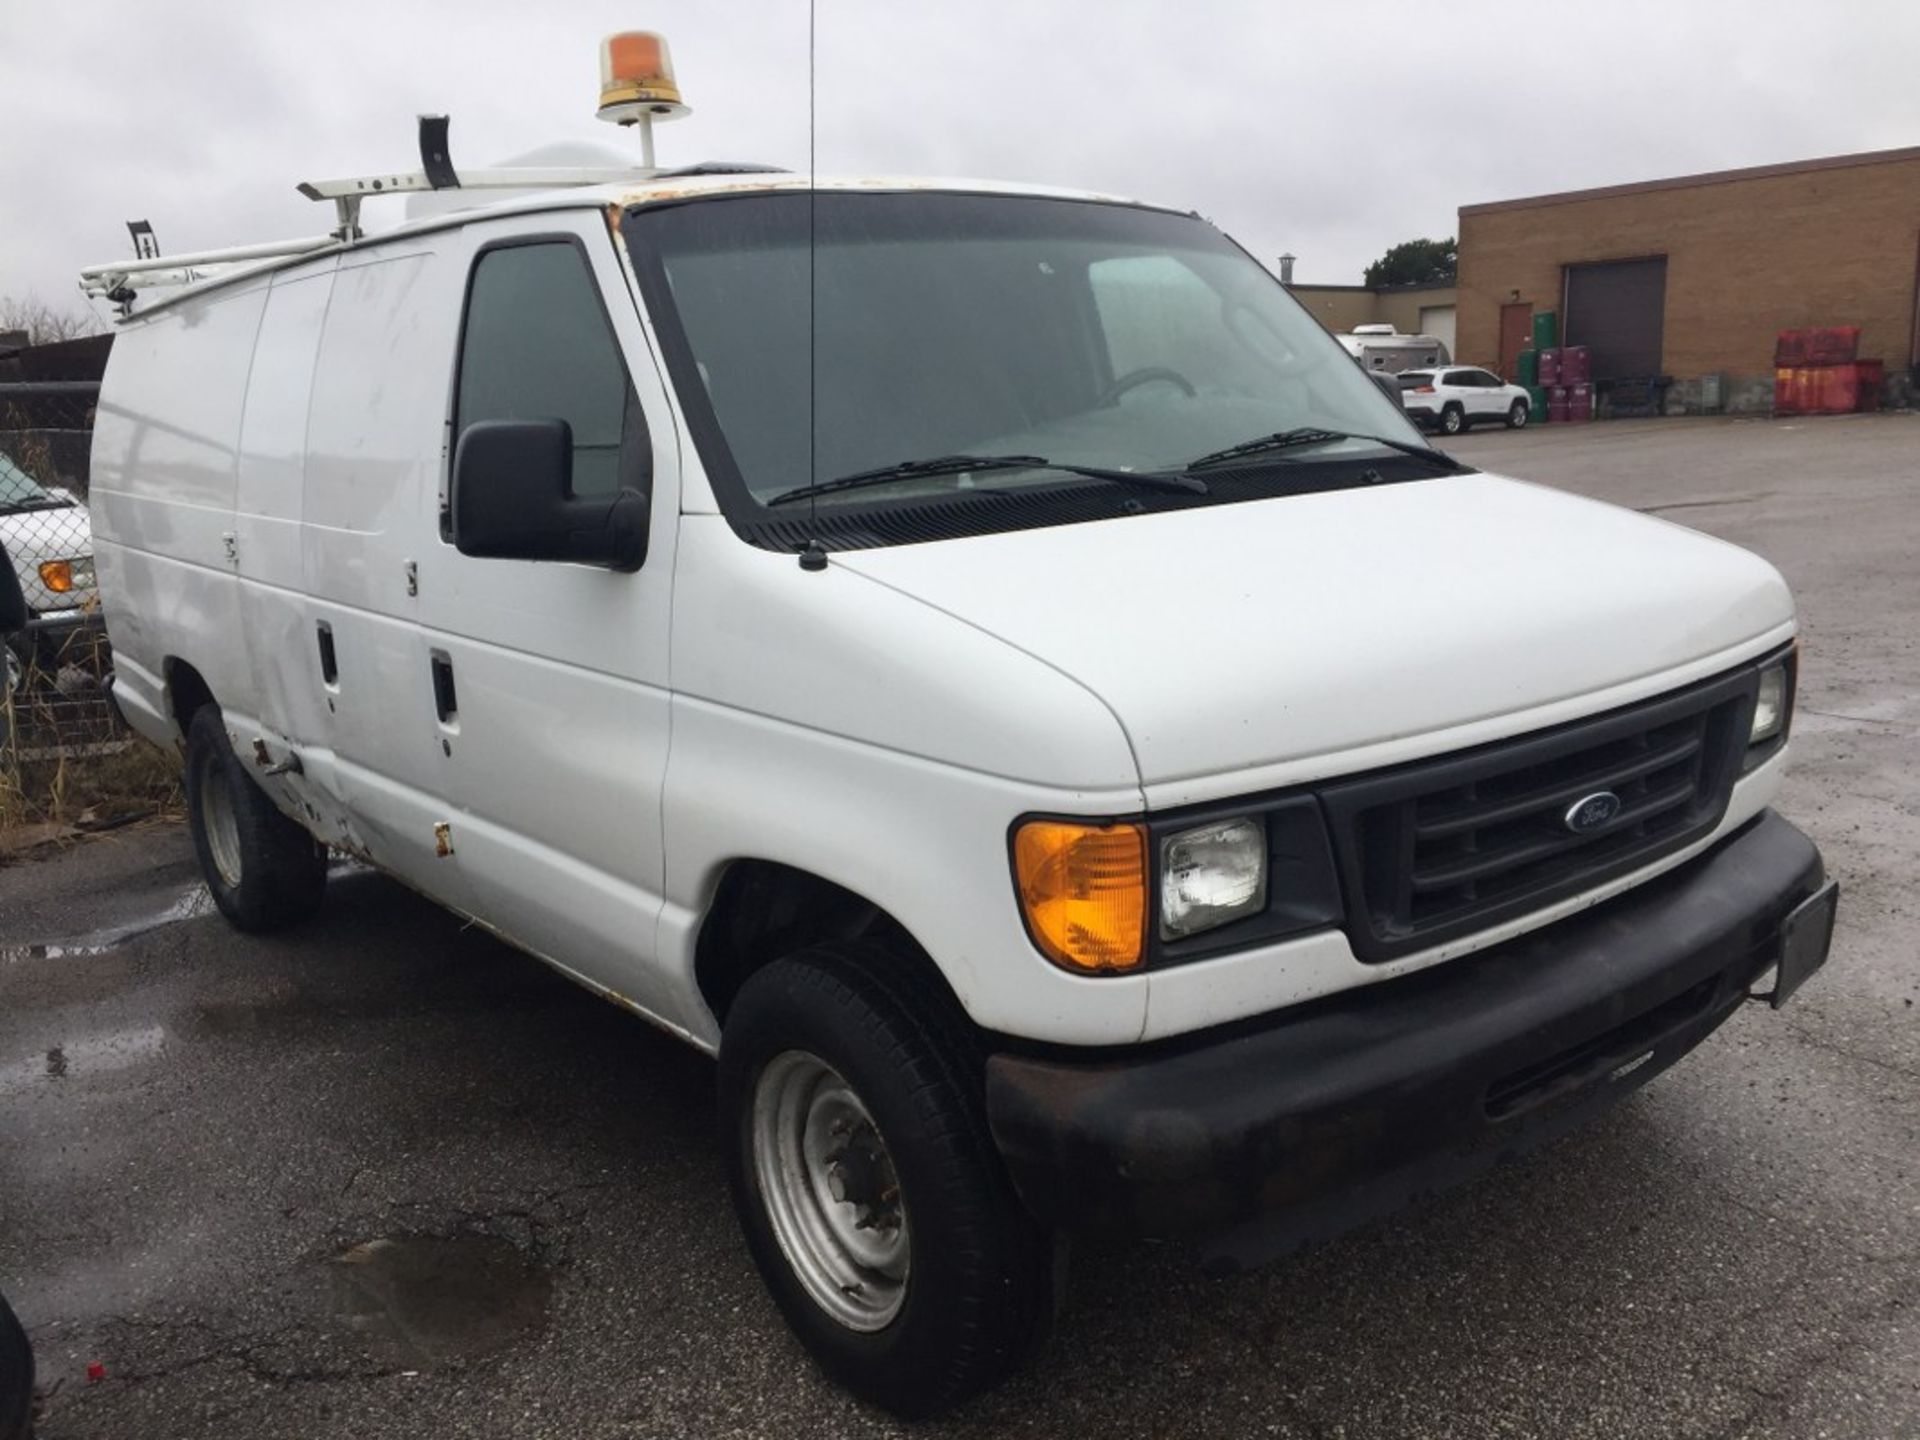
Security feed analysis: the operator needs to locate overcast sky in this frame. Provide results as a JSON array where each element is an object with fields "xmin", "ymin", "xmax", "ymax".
[{"xmin": 4, "ymin": 1, "xmax": 1917, "ymax": 323}]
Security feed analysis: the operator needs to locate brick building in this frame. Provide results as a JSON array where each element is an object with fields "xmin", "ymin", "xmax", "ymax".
[{"xmin": 1455, "ymin": 144, "xmax": 1920, "ymax": 412}]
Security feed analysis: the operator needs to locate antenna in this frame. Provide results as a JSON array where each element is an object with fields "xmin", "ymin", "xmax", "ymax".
[{"xmin": 797, "ymin": 0, "xmax": 828, "ymax": 572}]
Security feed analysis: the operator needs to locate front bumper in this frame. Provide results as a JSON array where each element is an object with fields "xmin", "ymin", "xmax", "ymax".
[
  {"xmin": 26, "ymin": 604, "xmax": 94, "ymax": 635},
  {"xmin": 984, "ymin": 810, "xmax": 1832, "ymax": 1269}
]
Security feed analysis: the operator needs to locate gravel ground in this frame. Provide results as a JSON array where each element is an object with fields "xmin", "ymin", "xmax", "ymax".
[{"xmin": 2, "ymin": 413, "xmax": 1916, "ymax": 1438}]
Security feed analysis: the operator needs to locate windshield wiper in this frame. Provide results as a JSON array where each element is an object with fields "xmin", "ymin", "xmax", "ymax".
[
  {"xmin": 1185, "ymin": 427, "xmax": 1473, "ymax": 474},
  {"xmin": 765, "ymin": 453, "xmax": 1208, "ymax": 507}
]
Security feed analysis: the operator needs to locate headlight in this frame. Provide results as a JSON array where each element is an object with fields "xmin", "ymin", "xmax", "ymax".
[
  {"xmin": 1750, "ymin": 664, "xmax": 1787, "ymax": 744},
  {"xmin": 1159, "ymin": 816, "xmax": 1267, "ymax": 939}
]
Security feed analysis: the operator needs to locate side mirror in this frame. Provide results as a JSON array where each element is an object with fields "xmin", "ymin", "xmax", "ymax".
[
  {"xmin": 450, "ymin": 419, "xmax": 648, "ymax": 571},
  {"xmin": 0, "ymin": 540, "xmax": 27, "ymax": 634},
  {"xmin": 1367, "ymin": 371, "xmax": 1404, "ymax": 407}
]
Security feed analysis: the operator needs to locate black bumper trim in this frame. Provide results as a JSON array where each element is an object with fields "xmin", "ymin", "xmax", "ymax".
[{"xmin": 984, "ymin": 810, "xmax": 1829, "ymax": 1269}]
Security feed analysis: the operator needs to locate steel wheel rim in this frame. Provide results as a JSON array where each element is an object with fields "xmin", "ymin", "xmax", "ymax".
[
  {"xmin": 751, "ymin": 1049, "xmax": 909, "ymax": 1331},
  {"xmin": 198, "ymin": 750, "xmax": 244, "ymax": 888}
]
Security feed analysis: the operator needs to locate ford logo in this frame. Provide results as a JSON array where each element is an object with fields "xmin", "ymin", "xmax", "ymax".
[{"xmin": 1564, "ymin": 791, "xmax": 1623, "ymax": 834}]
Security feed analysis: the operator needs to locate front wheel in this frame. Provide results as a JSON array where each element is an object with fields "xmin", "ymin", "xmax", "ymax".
[
  {"xmin": 185, "ymin": 706, "xmax": 328, "ymax": 932},
  {"xmin": 718, "ymin": 942, "xmax": 1052, "ymax": 1417},
  {"xmin": 1506, "ymin": 400, "xmax": 1529, "ymax": 429},
  {"xmin": 1440, "ymin": 403, "xmax": 1465, "ymax": 436}
]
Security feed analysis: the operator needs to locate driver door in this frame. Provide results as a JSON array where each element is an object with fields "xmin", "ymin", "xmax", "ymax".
[{"xmin": 407, "ymin": 213, "xmax": 686, "ymax": 1026}]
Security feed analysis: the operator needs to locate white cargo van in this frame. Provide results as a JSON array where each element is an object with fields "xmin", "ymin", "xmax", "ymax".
[{"xmin": 81, "ymin": 64, "xmax": 1836, "ymax": 1417}]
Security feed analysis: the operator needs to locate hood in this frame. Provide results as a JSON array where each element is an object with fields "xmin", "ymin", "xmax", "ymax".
[{"xmin": 832, "ymin": 473, "xmax": 1794, "ymax": 796}]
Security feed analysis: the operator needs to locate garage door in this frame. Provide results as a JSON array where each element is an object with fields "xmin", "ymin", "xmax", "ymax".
[
  {"xmin": 1418, "ymin": 303, "xmax": 1456, "ymax": 360},
  {"xmin": 1563, "ymin": 258, "xmax": 1666, "ymax": 380}
]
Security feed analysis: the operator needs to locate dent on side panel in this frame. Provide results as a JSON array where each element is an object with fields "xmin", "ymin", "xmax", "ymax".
[{"xmin": 299, "ymin": 244, "xmax": 471, "ymax": 907}]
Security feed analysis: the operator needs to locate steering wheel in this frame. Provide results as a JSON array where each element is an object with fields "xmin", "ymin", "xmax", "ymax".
[{"xmin": 1097, "ymin": 366, "xmax": 1198, "ymax": 406}]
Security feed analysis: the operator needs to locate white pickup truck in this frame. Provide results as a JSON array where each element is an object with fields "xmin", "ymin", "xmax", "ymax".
[
  {"xmin": 84, "ymin": 152, "xmax": 1836, "ymax": 1415},
  {"xmin": 1, "ymin": 453, "xmax": 96, "ymax": 690}
]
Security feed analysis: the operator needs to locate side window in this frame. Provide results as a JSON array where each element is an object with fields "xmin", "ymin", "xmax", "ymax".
[{"xmin": 454, "ymin": 240, "xmax": 645, "ymax": 506}]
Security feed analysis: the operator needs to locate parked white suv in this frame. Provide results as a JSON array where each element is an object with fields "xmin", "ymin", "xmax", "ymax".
[
  {"xmin": 1400, "ymin": 366, "xmax": 1531, "ymax": 434},
  {"xmin": 86, "ymin": 164, "xmax": 1836, "ymax": 1416}
]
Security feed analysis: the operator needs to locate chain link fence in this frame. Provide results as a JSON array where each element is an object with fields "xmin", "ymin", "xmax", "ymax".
[{"xmin": 2, "ymin": 380, "xmax": 123, "ymax": 767}]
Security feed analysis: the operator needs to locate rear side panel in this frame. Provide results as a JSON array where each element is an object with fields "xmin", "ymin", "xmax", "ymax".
[{"xmin": 90, "ymin": 282, "xmax": 271, "ymax": 742}]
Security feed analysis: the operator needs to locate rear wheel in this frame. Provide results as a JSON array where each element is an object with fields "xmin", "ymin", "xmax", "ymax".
[
  {"xmin": 1440, "ymin": 402, "xmax": 1465, "ymax": 436},
  {"xmin": 185, "ymin": 706, "xmax": 327, "ymax": 932},
  {"xmin": 1506, "ymin": 399, "xmax": 1529, "ymax": 429},
  {"xmin": 718, "ymin": 942, "xmax": 1052, "ymax": 1417}
]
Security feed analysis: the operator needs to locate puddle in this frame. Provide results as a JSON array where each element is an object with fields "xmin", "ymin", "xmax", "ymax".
[
  {"xmin": 328, "ymin": 1234, "xmax": 552, "ymax": 1366},
  {"xmin": 1, "ymin": 886, "xmax": 217, "ymax": 965},
  {"xmin": 0, "ymin": 1023, "xmax": 167, "ymax": 1097}
]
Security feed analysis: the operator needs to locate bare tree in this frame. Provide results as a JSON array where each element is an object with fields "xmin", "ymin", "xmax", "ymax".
[{"xmin": 0, "ymin": 293, "xmax": 106, "ymax": 346}]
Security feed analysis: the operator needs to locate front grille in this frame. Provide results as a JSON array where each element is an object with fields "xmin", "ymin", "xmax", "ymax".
[{"xmin": 1321, "ymin": 665, "xmax": 1761, "ymax": 962}]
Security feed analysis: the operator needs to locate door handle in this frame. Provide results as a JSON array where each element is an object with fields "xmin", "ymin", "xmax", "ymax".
[
  {"xmin": 429, "ymin": 649, "xmax": 458, "ymax": 726},
  {"xmin": 316, "ymin": 621, "xmax": 338, "ymax": 686}
]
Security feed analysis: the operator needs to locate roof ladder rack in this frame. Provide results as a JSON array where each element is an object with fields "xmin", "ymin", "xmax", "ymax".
[
  {"xmin": 78, "ymin": 115, "xmax": 659, "ymax": 312},
  {"xmin": 297, "ymin": 114, "xmax": 658, "ymax": 242}
]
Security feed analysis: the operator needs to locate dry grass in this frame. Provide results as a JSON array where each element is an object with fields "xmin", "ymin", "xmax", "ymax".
[
  {"xmin": 2, "ymin": 626, "xmax": 183, "ymax": 848},
  {"xmin": 0, "ymin": 729, "xmax": 182, "ymax": 839}
]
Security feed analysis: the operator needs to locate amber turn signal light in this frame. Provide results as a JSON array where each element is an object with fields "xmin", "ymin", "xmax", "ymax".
[
  {"xmin": 1012, "ymin": 819, "xmax": 1147, "ymax": 974},
  {"xmin": 38, "ymin": 560, "xmax": 74, "ymax": 593}
]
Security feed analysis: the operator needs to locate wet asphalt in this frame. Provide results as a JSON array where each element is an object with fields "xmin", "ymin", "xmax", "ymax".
[{"xmin": 2, "ymin": 414, "xmax": 1917, "ymax": 1439}]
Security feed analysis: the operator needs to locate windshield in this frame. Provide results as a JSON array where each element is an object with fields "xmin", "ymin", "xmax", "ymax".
[
  {"xmin": 0, "ymin": 454, "xmax": 59, "ymax": 512},
  {"xmin": 623, "ymin": 191, "xmax": 1438, "ymax": 543}
]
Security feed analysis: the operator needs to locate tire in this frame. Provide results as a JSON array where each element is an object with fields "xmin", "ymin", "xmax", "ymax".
[
  {"xmin": 1440, "ymin": 403, "xmax": 1465, "ymax": 436},
  {"xmin": 184, "ymin": 706, "xmax": 327, "ymax": 932},
  {"xmin": 1506, "ymin": 400, "xmax": 1529, "ymax": 429},
  {"xmin": 718, "ymin": 942, "xmax": 1052, "ymax": 1417},
  {"xmin": 0, "ymin": 1288, "xmax": 31, "ymax": 1440}
]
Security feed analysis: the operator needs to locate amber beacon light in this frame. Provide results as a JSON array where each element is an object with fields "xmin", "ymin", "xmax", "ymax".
[
  {"xmin": 598, "ymin": 31, "xmax": 690, "ymax": 125},
  {"xmin": 1013, "ymin": 820, "xmax": 1148, "ymax": 974}
]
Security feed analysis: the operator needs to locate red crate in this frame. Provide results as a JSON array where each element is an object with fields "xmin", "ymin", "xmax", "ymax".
[
  {"xmin": 1813, "ymin": 366, "xmax": 1855, "ymax": 413},
  {"xmin": 1547, "ymin": 385, "xmax": 1571, "ymax": 422},
  {"xmin": 1569, "ymin": 383, "xmax": 1594, "ymax": 421},
  {"xmin": 1537, "ymin": 348, "xmax": 1561, "ymax": 386},
  {"xmin": 1559, "ymin": 346, "xmax": 1591, "ymax": 386},
  {"xmin": 1775, "ymin": 330, "xmax": 1811, "ymax": 365},
  {"xmin": 1808, "ymin": 326, "xmax": 1860, "ymax": 364},
  {"xmin": 1775, "ymin": 362, "xmax": 1881, "ymax": 416},
  {"xmin": 1775, "ymin": 367, "xmax": 1812, "ymax": 415}
]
